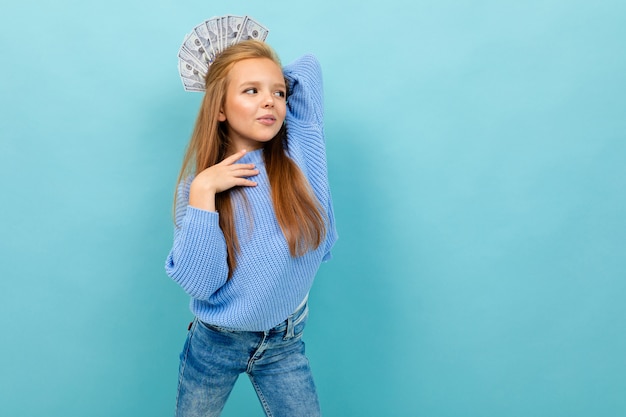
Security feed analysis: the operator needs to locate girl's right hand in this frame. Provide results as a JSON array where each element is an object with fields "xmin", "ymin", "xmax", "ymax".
[{"xmin": 188, "ymin": 149, "xmax": 259, "ymax": 212}]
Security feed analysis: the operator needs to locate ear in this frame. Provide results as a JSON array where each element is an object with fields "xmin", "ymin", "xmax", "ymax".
[{"xmin": 218, "ymin": 109, "xmax": 226, "ymax": 122}]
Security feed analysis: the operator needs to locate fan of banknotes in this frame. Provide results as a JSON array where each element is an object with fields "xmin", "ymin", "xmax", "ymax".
[{"xmin": 178, "ymin": 15, "xmax": 269, "ymax": 92}]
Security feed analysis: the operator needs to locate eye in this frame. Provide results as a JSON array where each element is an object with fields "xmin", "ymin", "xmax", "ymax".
[
  {"xmin": 244, "ymin": 88, "xmax": 258, "ymax": 94},
  {"xmin": 274, "ymin": 90, "xmax": 286, "ymax": 98}
]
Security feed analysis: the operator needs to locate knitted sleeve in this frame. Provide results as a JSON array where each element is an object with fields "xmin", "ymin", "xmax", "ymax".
[
  {"xmin": 283, "ymin": 55, "xmax": 338, "ymax": 262},
  {"xmin": 164, "ymin": 179, "xmax": 230, "ymax": 300},
  {"xmin": 283, "ymin": 54, "xmax": 324, "ymax": 129}
]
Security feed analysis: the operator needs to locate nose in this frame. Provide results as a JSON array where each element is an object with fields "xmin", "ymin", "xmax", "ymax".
[{"xmin": 262, "ymin": 92, "xmax": 274, "ymax": 108}]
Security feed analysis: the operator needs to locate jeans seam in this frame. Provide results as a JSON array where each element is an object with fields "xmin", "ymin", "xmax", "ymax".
[
  {"xmin": 249, "ymin": 376, "xmax": 274, "ymax": 417},
  {"xmin": 247, "ymin": 332, "xmax": 268, "ymax": 374},
  {"xmin": 175, "ymin": 319, "xmax": 196, "ymax": 413}
]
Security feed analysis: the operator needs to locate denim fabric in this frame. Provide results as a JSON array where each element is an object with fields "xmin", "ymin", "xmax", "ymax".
[{"xmin": 175, "ymin": 302, "xmax": 321, "ymax": 417}]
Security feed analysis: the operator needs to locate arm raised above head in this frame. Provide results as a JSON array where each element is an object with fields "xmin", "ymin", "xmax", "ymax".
[
  {"xmin": 283, "ymin": 54, "xmax": 324, "ymax": 127},
  {"xmin": 282, "ymin": 54, "xmax": 338, "ymax": 260}
]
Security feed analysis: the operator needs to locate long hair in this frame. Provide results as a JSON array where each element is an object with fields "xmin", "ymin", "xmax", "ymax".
[{"xmin": 175, "ymin": 40, "xmax": 326, "ymax": 278}]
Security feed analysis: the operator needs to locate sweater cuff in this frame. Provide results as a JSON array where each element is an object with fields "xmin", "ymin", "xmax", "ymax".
[{"xmin": 184, "ymin": 206, "xmax": 220, "ymax": 227}]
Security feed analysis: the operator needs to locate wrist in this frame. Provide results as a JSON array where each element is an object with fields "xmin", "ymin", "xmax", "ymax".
[{"xmin": 189, "ymin": 181, "xmax": 217, "ymax": 212}]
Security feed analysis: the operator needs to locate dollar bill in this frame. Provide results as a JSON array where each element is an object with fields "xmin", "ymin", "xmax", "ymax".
[
  {"xmin": 236, "ymin": 16, "xmax": 269, "ymax": 42},
  {"xmin": 212, "ymin": 17, "xmax": 222, "ymax": 54},
  {"xmin": 177, "ymin": 15, "xmax": 270, "ymax": 92},
  {"xmin": 219, "ymin": 16, "xmax": 228, "ymax": 51},
  {"xmin": 225, "ymin": 15, "xmax": 244, "ymax": 47},
  {"xmin": 178, "ymin": 58, "xmax": 205, "ymax": 83},
  {"xmin": 213, "ymin": 17, "xmax": 221, "ymax": 52},
  {"xmin": 205, "ymin": 19, "xmax": 220, "ymax": 54},
  {"xmin": 180, "ymin": 32, "xmax": 210, "ymax": 71},
  {"xmin": 193, "ymin": 23, "xmax": 217, "ymax": 65},
  {"xmin": 178, "ymin": 43, "xmax": 208, "ymax": 74},
  {"xmin": 180, "ymin": 76, "xmax": 205, "ymax": 92}
]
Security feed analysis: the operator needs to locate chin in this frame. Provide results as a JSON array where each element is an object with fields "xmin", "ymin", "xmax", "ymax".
[{"xmin": 258, "ymin": 134, "xmax": 280, "ymax": 143}]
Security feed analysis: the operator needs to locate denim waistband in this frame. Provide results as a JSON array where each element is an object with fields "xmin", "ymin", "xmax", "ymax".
[
  {"xmin": 268, "ymin": 295, "xmax": 309, "ymax": 337},
  {"xmin": 198, "ymin": 295, "xmax": 309, "ymax": 336}
]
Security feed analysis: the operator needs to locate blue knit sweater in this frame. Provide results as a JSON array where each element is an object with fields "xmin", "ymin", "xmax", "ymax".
[{"xmin": 165, "ymin": 54, "xmax": 337, "ymax": 331}]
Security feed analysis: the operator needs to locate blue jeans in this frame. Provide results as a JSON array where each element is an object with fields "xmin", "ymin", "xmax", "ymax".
[{"xmin": 175, "ymin": 302, "xmax": 321, "ymax": 417}]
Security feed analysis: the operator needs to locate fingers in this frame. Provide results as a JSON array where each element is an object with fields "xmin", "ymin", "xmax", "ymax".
[
  {"xmin": 231, "ymin": 166, "xmax": 259, "ymax": 177},
  {"xmin": 234, "ymin": 168, "xmax": 259, "ymax": 188},
  {"xmin": 219, "ymin": 150, "xmax": 259, "ymax": 185},
  {"xmin": 234, "ymin": 178, "xmax": 258, "ymax": 187},
  {"xmin": 217, "ymin": 167, "xmax": 257, "ymax": 189},
  {"xmin": 218, "ymin": 149, "xmax": 249, "ymax": 166},
  {"xmin": 194, "ymin": 150, "xmax": 262, "ymax": 194},
  {"xmin": 213, "ymin": 165, "xmax": 259, "ymax": 192}
]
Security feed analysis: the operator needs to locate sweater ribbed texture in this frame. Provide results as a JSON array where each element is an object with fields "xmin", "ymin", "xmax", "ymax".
[{"xmin": 165, "ymin": 54, "xmax": 337, "ymax": 331}]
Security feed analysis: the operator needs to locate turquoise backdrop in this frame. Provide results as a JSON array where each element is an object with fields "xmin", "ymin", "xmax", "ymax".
[{"xmin": 1, "ymin": 0, "xmax": 625, "ymax": 416}]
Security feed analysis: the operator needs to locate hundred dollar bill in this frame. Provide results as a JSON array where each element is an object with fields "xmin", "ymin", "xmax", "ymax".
[
  {"xmin": 205, "ymin": 19, "xmax": 220, "ymax": 55},
  {"xmin": 219, "ymin": 16, "xmax": 228, "ymax": 51},
  {"xmin": 178, "ymin": 45, "xmax": 208, "ymax": 76},
  {"xmin": 180, "ymin": 32, "xmax": 210, "ymax": 71},
  {"xmin": 213, "ymin": 17, "xmax": 219, "ymax": 51},
  {"xmin": 213, "ymin": 16, "xmax": 221, "ymax": 52},
  {"xmin": 225, "ymin": 15, "xmax": 244, "ymax": 47},
  {"xmin": 180, "ymin": 76, "xmax": 205, "ymax": 92},
  {"xmin": 178, "ymin": 58, "xmax": 205, "ymax": 83},
  {"xmin": 193, "ymin": 23, "xmax": 217, "ymax": 65},
  {"xmin": 236, "ymin": 16, "xmax": 269, "ymax": 42}
]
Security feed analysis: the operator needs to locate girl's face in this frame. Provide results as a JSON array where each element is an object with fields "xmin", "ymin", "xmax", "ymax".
[{"xmin": 219, "ymin": 57, "xmax": 287, "ymax": 151}]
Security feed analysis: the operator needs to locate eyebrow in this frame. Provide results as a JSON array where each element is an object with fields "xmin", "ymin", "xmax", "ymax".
[{"xmin": 238, "ymin": 80, "xmax": 286, "ymax": 89}]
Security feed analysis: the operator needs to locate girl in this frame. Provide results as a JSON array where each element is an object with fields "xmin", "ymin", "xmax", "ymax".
[{"xmin": 165, "ymin": 40, "xmax": 337, "ymax": 417}]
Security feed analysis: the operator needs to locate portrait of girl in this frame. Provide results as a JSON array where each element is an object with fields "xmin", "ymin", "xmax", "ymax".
[{"xmin": 164, "ymin": 22, "xmax": 337, "ymax": 417}]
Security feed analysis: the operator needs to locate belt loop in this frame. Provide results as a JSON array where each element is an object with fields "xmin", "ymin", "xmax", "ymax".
[
  {"xmin": 284, "ymin": 314, "xmax": 295, "ymax": 340},
  {"xmin": 284, "ymin": 294, "xmax": 308, "ymax": 340}
]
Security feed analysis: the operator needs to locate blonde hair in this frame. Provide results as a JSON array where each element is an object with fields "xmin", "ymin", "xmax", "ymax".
[{"xmin": 176, "ymin": 40, "xmax": 326, "ymax": 278}]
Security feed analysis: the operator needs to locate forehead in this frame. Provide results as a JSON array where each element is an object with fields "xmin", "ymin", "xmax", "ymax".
[{"xmin": 228, "ymin": 58, "xmax": 284, "ymax": 85}]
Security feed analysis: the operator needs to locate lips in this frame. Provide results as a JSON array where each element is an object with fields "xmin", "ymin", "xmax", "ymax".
[{"xmin": 257, "ymin": 114, "xmax": 277, "ymax": 125}]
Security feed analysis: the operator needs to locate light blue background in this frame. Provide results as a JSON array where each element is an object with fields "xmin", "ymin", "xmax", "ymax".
[{"xmin": 1, "ymin": 1, "xmax": 625, "ymax": 416}]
